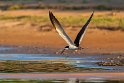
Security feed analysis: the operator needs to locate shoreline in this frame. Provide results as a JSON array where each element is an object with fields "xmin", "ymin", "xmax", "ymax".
[{"xmin": 0, "ymin": 72, "xmax": 124, "ymax": 80}]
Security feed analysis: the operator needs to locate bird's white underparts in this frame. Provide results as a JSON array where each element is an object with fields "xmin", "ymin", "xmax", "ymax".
[{"xmin": 49, "ymin": 11, "xmax": 94, "ymax": 54}]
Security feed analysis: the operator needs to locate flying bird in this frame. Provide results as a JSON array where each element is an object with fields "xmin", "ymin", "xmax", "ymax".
[{"xmin": 49, "ymin": 11, "xmax": 94, "ymax": 54}]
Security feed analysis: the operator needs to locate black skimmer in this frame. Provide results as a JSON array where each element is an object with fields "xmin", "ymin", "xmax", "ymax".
[{"xmin": 49, "ymin": 11, "xmax": 94, "ymax": 54}]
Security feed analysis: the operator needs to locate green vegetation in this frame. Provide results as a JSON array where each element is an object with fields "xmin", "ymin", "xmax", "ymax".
[
  {"xmin": 0, "ymin": 79, "xmax": 123, "ymax": 83},
  {"xmin": 0, "ymin": 60, "xmax": 104, "ymax": 73},
  {"xmin": 0, "ymin": 0, "xmax": 124, "ymax": 10},
  {"xmin": 0, "ymin": 0, "xmax": 44, "ymax": 1},
  {"xmin": 95, "ymin": 5, "xmax": 112, "ymax": 10},
  {"xmin": 119, "ymin": 19, "xmax": 124, "ymax": 31},
  {"xmin": 0, "ymin": 79, "xmax": 63, "ymax": 83},
  {"xmin": 8, "ymin": 5, "xmax": 24, "ymax": 10},
  {"xmin": 5, "ymin": 4, "xmax": 114, "ymax": 10},
  {"xmin": 82, "ymin": 0, "xmax": 89, "ymax": 4},
  {"xmin": 0, "ymin": 14, "xmax": 124, "ymax": 31}
]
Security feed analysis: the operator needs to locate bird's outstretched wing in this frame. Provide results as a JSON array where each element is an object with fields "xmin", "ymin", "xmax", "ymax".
[
  {"xmin": 74, "ymin": 11, "xmax": 94, "ymax": 47},
  {"xmin": 49, "ymin": 11, "xmax": 75, "ymax": 47}
]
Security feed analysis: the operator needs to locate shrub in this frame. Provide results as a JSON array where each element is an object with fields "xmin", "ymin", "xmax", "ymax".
[
  {"xmin": 96, "ymin": 5, "xmax": 112, "ymax": 10},
  {"xmin": 8, "ymin": 4, "xmax": 24, "ymax": 10},
  {"xmin": 119, "ymin": 18, "xmax": 124, "ymax": 31}
]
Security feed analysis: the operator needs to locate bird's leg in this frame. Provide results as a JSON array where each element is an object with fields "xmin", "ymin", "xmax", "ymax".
[
  {"xmin": 60, "ymin": 49, "xmax": 65, "ymax": 54},
  {"xmin": 56, "ymin": 49, "xmax": 65, "ymax": 54}
]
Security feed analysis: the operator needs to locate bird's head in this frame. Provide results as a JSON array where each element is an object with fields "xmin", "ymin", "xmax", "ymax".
[{"xmin": 65, "ymin": 46, "xmax": 69, "ymax": 50}]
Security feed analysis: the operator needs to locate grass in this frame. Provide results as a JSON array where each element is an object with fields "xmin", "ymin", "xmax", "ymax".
[
  {"xmin": 8, "ymin": 4, "xmax": 24, "ymax": 10},
  {"xmin": 0, "ymin": 60, "xmax": 105, "ymax": 73},
  {"xmin": 0, "ymin": 79, "xmax": 62, "ymax": 83},
  {"xmin": 0, "ymin": 14, "xmax": 124, "ymax": 31},
  {"xmin": 0, "ymin": 79, "xmax": 123, "ymax": 83}
]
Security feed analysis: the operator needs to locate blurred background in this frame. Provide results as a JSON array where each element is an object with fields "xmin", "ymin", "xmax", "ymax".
[
  {"xmin": 0, "ymin": 0, "xmax": 124, "ymax": 11},
  {"xmin": 0, "ymin": 0, "xmax": 124, "ymax": 31}
]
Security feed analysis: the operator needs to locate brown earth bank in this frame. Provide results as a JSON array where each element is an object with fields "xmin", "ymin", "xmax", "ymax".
[
  {"xmin": 0, "ymin": 28, "xmax": 123, "ymax": 50},
  {"xmin": 0, "ymin": 10, "xmax": 123, "ymax": 54},
  {"xmin": 0, "ymin": 28, "xmax": 124, "ymax": 53}
]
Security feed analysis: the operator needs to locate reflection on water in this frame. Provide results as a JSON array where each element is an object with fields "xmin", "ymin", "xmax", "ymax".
[
  {"xmin": 0, "ymin": 79, "xmax": 123, "ymax": 83},
  {"xmin": 83, "ymin": 78, "xmax": 123, "ymax": 83}
]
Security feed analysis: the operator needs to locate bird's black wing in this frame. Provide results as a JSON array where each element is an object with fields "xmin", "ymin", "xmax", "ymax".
[
  {"xmin": 49, "ymin": 11, "xmax": 75, "ymax": 47},
  {"xmin": 74, "ymin": 11, "xmax": 94, "ymax": 47}
]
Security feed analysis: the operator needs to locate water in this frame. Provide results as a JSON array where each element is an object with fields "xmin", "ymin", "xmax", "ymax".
[
  {"xmin": 0, "ymin": 46, "xmax": 124, "ymax": 81},
  {"xmin": 0, "ymin": 79, "xmax": 123, "ymax": 83},
  {"xmin": 0, "ymin": 54, "xmax": 103, "ymax": 69},
  {"xmin": 0, "ymin": 54, "xmax": 63, "ymax": 60},
  {"xmin": 0, "ymin": 46, "xmax": 15, "ymax": 51},
  {"xmin": 0, "ymin": 46, "xmax": 124, "ymax": 71},
  {"xmin": 0, "ymin": 54, "xmax": 123, "ymax": 70}
]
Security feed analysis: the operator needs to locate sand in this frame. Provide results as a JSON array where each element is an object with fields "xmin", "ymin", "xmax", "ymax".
[
  {"xmin": 0, "ymin": 28, "xmax": 124, "ymax": 54},
  {"xmin": 0, "ymin": 10, "xmax": 124, "ymax": 53}
]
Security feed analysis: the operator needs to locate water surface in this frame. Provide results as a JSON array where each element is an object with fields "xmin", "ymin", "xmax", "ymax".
[
  {"xmin": 0, "ymin": 54, "xmax": 123, "ymax": 70},
  {"xmin": 0, "ymin": 46, "xmax": 124, "ymax": 80}
]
